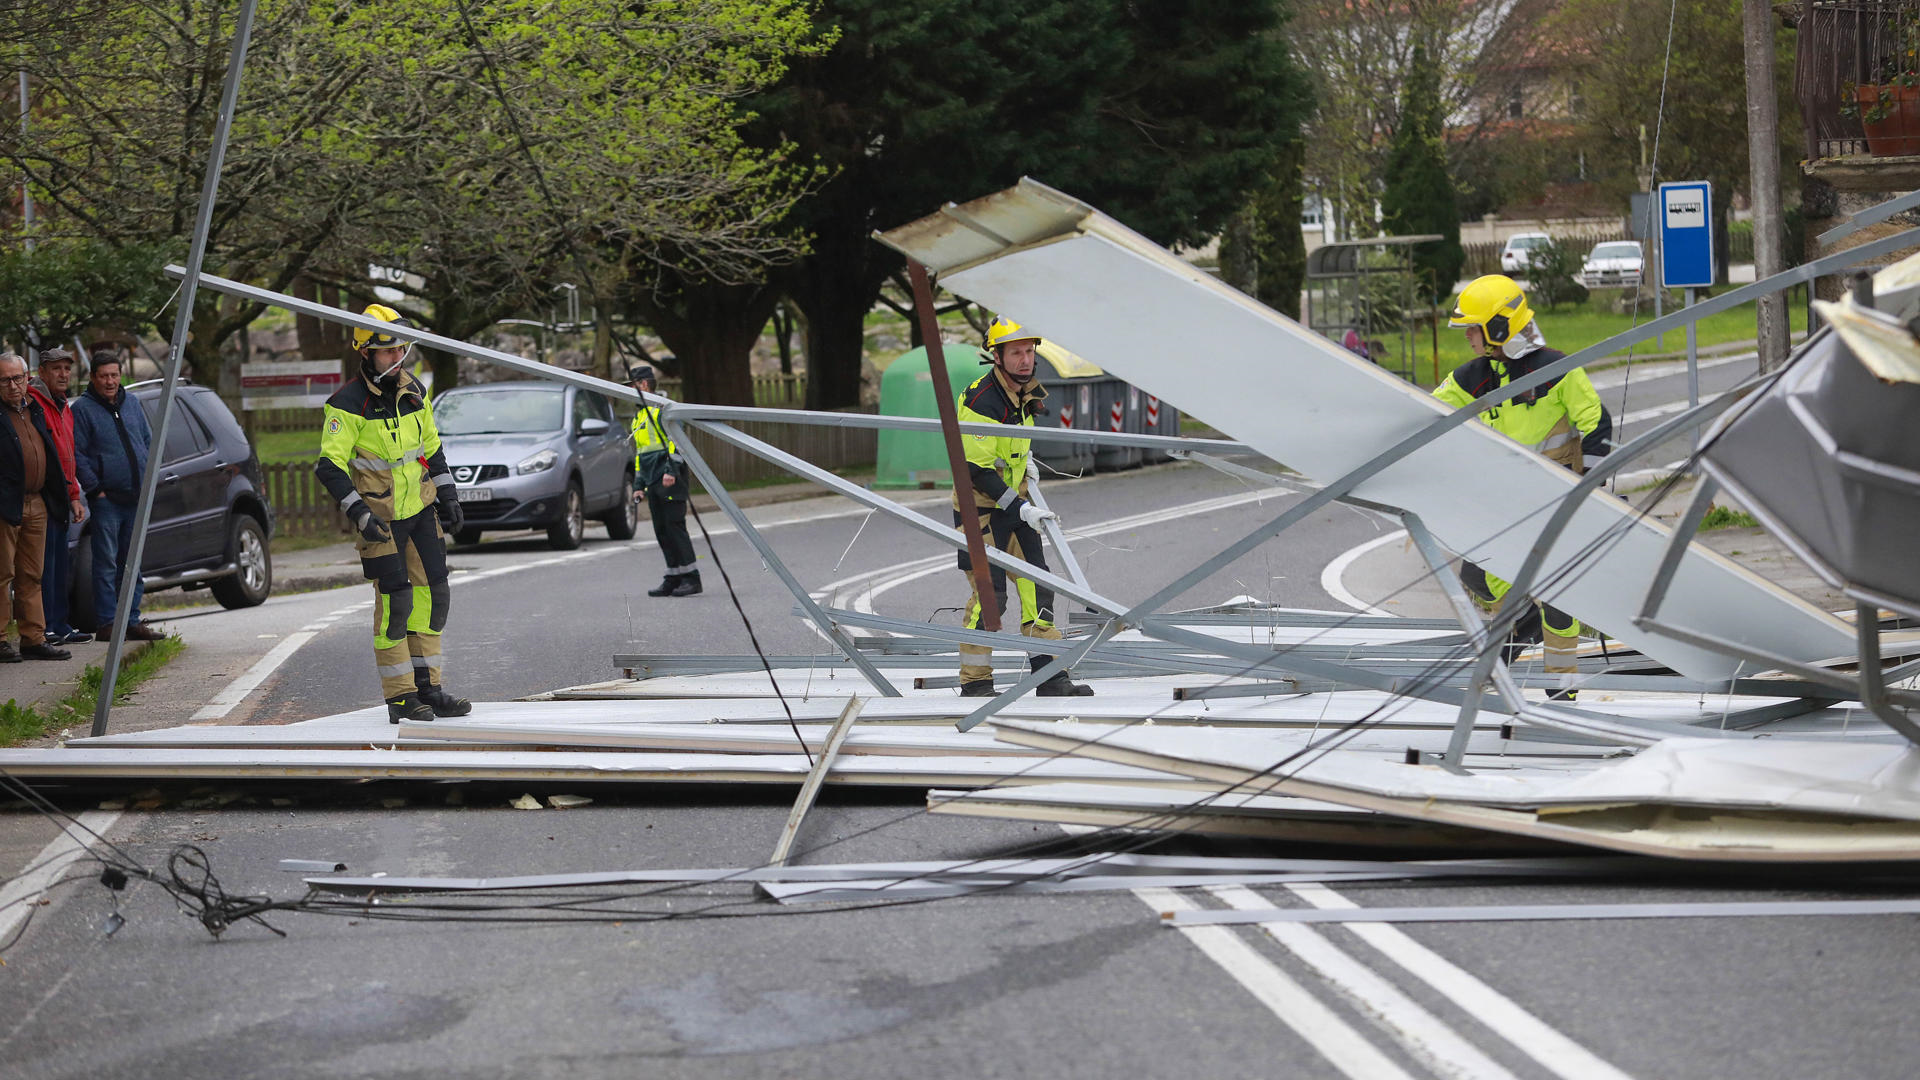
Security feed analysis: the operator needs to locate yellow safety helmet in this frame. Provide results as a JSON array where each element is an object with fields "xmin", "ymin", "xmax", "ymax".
[
  {"xmin": 351, "ymin": 303, "xmax": 412, "ymax": 353},
  {"xmin": 1449, "ymin": 275, "xmax": 1533, "ymax": 347},
  {"xmin": 985, "ymin": 316, "xmax": 1043, "ymax": 352}
]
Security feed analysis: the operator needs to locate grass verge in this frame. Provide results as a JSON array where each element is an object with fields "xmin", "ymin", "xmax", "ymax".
[
  {"xmin": 0, "ymin": 635, "xmax": 186, "ymax": 747},
  {"xmin": 1699, "ymin": 505, "xmax": 1761, "ymax": 531}
]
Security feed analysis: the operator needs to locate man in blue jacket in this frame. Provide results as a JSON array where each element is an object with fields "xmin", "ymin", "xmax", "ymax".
[{"xmin": 71, "ymin": 353, "xmax": 163, "ymax": 640}]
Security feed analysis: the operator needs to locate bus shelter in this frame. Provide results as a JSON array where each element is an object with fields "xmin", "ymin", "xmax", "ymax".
[{"xmin": 1303, "ymin": 235, "xmax": 1441, "ymax": 383}]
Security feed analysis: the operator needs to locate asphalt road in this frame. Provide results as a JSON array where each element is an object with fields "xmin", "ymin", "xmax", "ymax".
[{"xmin": 5, "ymin": 374, "xmax": 1919, "ymax": 1079}]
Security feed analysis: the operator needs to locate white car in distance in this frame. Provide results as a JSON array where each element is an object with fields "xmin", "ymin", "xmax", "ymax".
[
  {"xmin": 1499, "ymin": 232, "xmax": 1552, "ymax": 275},
  {"xmin": 1580, "ymin": 240, "xmax": 1645, "ymax": 289}
]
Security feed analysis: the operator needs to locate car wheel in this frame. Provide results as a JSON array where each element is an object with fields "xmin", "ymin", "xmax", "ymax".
[
  {"xmin": 547, "ymin": 480, "xmax": 585, "ymax": 550},
  {"xmin": 211, "ymin": 514, "xmax": 272, "ymax": 609},
  {"xmin": 453, "ymin": 527, "xmax": 482, "ymax": 546},
  {"xmin": 600, "ymin": 472, "xmax": 640, "ymax": 540}
]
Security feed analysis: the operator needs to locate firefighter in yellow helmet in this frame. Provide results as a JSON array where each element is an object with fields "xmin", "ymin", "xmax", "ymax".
[
  {"xmin": 314, "ymin": 304, "xmax": 470, "ymax": 723},
  {"xmin": 952, "ymin": 317, "xmax": 1092, "ymax": 698},
  {"xmin": 1435, "ymin": 274, "xmax": 1613, "ymax": 700}
]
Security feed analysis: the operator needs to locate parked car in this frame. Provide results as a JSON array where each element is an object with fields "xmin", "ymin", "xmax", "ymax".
[
  {"xmin": 1499, "ymin": 232, "xmax": 1552, "ymax": 275},
  {"xmin": 67, "ymin": 381, "xmax": 276, "ymax": 629},
  {"xmin": 1581, "ymin": 240, "xmax": 1646, "ymax": 289},
  {"xmin": 432, "ymin": 381, "xmax": 638, "ymax": 550}
]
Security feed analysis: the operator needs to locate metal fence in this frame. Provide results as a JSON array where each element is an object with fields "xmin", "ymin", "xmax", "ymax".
[{"xmin": 1796, "ymin": 0, "xmax": 1920, "ymax": 158}]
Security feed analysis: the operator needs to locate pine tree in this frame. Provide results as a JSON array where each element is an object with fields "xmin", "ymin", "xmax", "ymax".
[{"xmin": 1380, "ymin": 44, "xmax": 1465, "ymax": 305}]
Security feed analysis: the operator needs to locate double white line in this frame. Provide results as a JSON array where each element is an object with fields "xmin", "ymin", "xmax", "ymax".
[{"xmin": 1148, "ymin": 884, "xmax": 1631, "ymax": 1080}]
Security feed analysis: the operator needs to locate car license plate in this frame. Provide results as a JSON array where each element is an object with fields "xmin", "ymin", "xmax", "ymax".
[{"xmin": 456, "ymin": 487, "xmax": 492, "ymax": 503}]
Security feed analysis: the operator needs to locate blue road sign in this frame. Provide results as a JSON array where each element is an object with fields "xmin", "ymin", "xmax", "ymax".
[{"xmin": 1658, "ymin": 181, "xmax": 1714, "ymax": 289}]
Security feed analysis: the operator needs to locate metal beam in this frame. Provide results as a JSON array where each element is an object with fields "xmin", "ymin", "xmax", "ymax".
[
  {"xmin": 690, "ymin": 419, "xmax": 1130, "ymax": 619},
  {"xmin": 94, "ymin": 0, "xmax": 258, "ymax": 738},
  {"xmin": 666, "ymin": 421, "xmax": 902, "ymax": 697},
  {"xmin": 769, "ymin": 696, "xmax": 864, "ymax": 866}
]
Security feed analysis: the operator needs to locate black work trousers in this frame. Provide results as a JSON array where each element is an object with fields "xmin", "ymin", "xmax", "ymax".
[{"xmin": 646, "ymin": 483, "xmax": 697, "ymax": 575}]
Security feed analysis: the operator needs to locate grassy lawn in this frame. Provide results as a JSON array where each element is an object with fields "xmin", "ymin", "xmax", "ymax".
[
  {"xmin": 0, "ymin": 634, "xmax": 185, "ymax": 746},
  {"xmin": 1413, "ymin": 287, "xmax": 1810, "ymax": 387},
  {"xmin": 253, "ymin": 429, "xmax": 316, "ymax": 464}
]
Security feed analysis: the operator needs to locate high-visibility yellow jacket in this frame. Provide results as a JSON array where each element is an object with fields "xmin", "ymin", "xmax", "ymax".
[
  {"xmin": 630, "ymin": 403, "xmax": 680, "ymax": 487},
  {"xmin": 315, "ymin": 373, "xmax": 450, "ymax": 523},
  {"xmin": 952, "ymin": 367, "xmax": 1049, "ymax": 514},
  {"xmin": 1433, "ymin": 346, "xmax": 1604, "ymax": 468}
]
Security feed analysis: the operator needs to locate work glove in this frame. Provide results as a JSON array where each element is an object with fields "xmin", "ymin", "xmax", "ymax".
[
  {"xmin": 436, "ymin": 484, "xmax": 465, "ymax": 534},
  {"xmin": 350, "ymin": 503, "xmax": 391, "ymax": 544},
  {"xmin": 1017, "ymin": 501, "xmax": 1057, "ymax": 531}
]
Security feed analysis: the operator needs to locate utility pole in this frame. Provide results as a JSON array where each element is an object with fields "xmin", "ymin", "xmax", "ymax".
[
  {"xmin": 18, "ymin": 71, "xmax": 35, "ymax": 364},
  {"xmin": 1745, "ymin": 0, "xmax": 1789, "ymax": 372}
]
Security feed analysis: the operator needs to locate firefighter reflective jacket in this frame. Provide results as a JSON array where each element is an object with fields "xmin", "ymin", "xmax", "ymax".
[
  {"xmin": 1433, "ymin": 347, "xmax": 1604, "ymax": 467},
  {"xmin": 315, "ymin": 373, "xmax": 450, "ymax": 523},
  {"xmin": 952, "ymin": 367, "xmax": 1048, "ymax": 514}
]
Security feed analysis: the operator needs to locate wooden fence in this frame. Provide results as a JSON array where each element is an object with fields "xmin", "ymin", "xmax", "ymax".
[
  {"xmin": 676, "ymin": 414, "xmax": 877, "ymax": 488},
  {"xmin": 261, "ymin": 461, "xmax": 352, "ymax": 539}
]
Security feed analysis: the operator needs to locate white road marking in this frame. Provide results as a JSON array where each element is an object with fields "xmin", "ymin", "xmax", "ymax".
[
  {"xmin": 190, "ymin": 631, "xmax": 319, "ymax": 720},
  {"xmin": 1588, "ymin": 351, "xmax": 1752, "ymax": 391},
  {"xmin": 1142, "ymin": 887, "xmax": 1419, "ymax": 1080},
  {"xmin": 1289, "ymin": 883, "xmax": 1636, "ymax": 1080},
  {"xmin": 0, "ymin": 810, "xmax": 121, "ymax": 952},
  {"xmin": 1211, "ymin": 884, "xmax": 1522, "ymax": 1080},
  {"xmin": 187, "ymin": 493, "xmax": 965, "ymax": 719},
  {"xmin": 1319, "ymin": 530, "xmax": 1408, "ymax": 617}
]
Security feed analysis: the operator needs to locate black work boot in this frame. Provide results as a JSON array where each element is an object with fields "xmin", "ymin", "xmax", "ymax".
[
  {"xmin": 418, "ymin": 685, "xmax": 473, "ymax": 717},
  {"xmin": 959, "ymin": 679, "xmax": 996, "ymax": 698},
  {"xmin": 0, "ymin": 641, "xmax": 19, "ymax": 663},
  {"xmin": 386, "ymin": 693, "xmax": 436, "ymax": 725},
  {"xmin": 647, "ymin": 574, "xmax": 682, "ymax": 597},
  {"xmin": 669, "ymin": 570, "xmax": 703, "ymax": 597},
  {"xmin": 1035, "ymin": 671, "xmax": 1094, "ymax": 697}
]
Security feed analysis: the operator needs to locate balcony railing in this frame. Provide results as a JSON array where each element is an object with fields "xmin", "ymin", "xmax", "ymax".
[{"xmin": 1796, "ymin": 0, "xmax": 1920, "ymax": 158}]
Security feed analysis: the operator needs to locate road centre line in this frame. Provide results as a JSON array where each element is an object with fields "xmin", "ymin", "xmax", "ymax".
[
  {"xmin": 0, "ymin": 810, "xmax": 122, "ymax": 955},
  {"xmin": 1211, "ymin": 884, "xmax": 1523, "ymax": 1080},
  {"xmin": 1287, "ymin": 883, "xmax": 1635, "ymax": 1080},
  {"xmin": 1142, "ymin": 887, "xmax": 1419, "ymax": 1080}
]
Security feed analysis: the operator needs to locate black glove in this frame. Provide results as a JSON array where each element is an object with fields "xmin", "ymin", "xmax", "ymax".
[
  {"xmin": 349, "ymin": 503, "xmax": 391, "ymax": 544},
  {"xmin": 437, "ymin": 485, "xmax": 465, "ymax": 534}
]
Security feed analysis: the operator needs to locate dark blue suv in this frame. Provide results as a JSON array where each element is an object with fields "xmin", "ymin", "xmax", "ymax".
[{"xmin": 66, "ymin": 381, "xmax": 275, "ymax": 629}]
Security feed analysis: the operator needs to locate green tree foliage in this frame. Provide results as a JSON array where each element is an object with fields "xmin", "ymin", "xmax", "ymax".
[
  {"xmin": 1217, "ymin": 137, "xmax": 1310, "ymax": 320},
  {"xmin": 629, "ymin": 0, "xmax": 1314, "ymax": 407},
  {"xmin": 0, "ymin": 239, "xmax": 175, "ymax": 353},
  {"xmin": 1290, "ymin": 0, "xmax": 1530, "ymax": 236},
  {"xmin": 1380, "ymin": 45, "xmax": 1465, "ymax": 304},
  {"xmin": 1526, "ymin": 239, "xmax": 1589, "ymax": 310},
  {"xmin": 1552, "ymin": 0, "xmax": 1800, "ymax": 284},
  {"xmin": 0, "ymin": 0, "xmax": 816, "ymax": 398}
]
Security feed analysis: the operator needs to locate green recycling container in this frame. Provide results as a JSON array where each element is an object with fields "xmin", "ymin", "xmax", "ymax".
[{"xmin": 873, "ymin": 344, "xmax": 991, "ymax": 489}]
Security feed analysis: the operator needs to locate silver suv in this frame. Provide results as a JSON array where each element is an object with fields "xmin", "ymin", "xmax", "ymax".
[{"xmin": 432, "ymin": 382, "xmax": 638, "ymax": 549}]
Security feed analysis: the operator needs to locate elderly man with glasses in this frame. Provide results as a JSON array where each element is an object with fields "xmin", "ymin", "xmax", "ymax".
[{"xmin": 0, "ymin": 352, "xmax": 76, "ymax": 662}]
